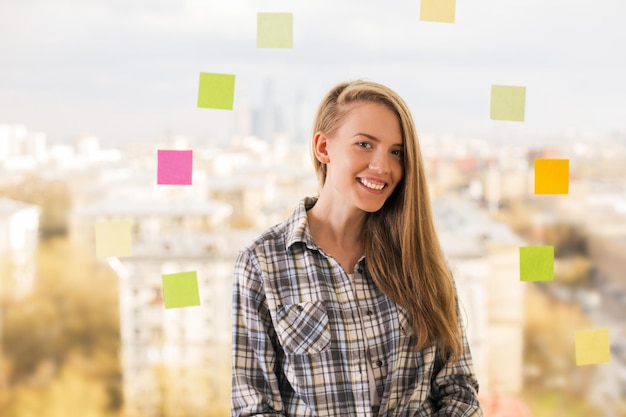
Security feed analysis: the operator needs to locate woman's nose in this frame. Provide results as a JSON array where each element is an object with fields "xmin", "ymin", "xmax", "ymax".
[{"xmin": 368, "ymin": 152, "xmax": 390, "ymax": 173}]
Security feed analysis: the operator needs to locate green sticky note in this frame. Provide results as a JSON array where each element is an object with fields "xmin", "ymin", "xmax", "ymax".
[
  {"xmin": 420, "ymin": 0, "xmax": 456, "ymax": 23},
  {"xmin": 534, "ymin": 159, "xmax": 569, "ymax": 194},
  {"xmin": 520, "ymin": 246, "xmax": 554, "ymax": 282},
  {"xmin": 490, "ymin": 85, "xmax": 526, "ymax": 121},
  {"xmin": 162, "ymin": 271, "xmax": 201, "ymax": 309},
  {"xmin": 257, "ymin": 12, "xmax": 293, "ymax": 48},
  {"xmin": 197, "ymin": 72, "xmax": 236, "ymax": 110},
  {"xmin": 95, "ymin": 220, "xmax": 132, "ymax": 258},
  {"xmin": 575, "ymin": 328, "xmax": 610, "ymax": 366}
]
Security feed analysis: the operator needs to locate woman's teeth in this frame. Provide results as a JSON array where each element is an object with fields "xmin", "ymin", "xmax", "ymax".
[{"xmin": 359, "ymin": 178, "xmax": 385, "ymax": 190}]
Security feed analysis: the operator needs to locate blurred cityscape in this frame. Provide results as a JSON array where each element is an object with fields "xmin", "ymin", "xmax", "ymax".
[{"xmin": 1, "ymin": 109, "xmax": 626, "ymax": 417}]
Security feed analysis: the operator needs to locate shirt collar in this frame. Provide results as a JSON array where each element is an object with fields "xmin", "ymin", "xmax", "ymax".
[
  {"xmin": 284, "ymin": 197, "xmax": 367, "ymax": 269},
  {"xmin": 285, "ymin": 197, "xmax": 365, "ymax": 272},
  {"xmin": 285, "ymin": 196, "xmax": 319, "ymax": 251}
]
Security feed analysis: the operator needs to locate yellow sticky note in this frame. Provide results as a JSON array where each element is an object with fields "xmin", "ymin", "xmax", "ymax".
[
  {"xmin": 520, "ymin": 246, "xmax": 554, "ymax": 282},
  {"xmin": 575, "ymin": 328, "xmax": 610, "ymax": 366},
  {"xmin": 162, "ymin": 271, "xmax": 201, "ymax": 309},
  {"xmin": 197, "ymin": 72, "xmax": 236, "ymax": 110},
  {"xmin": 490, "ymin": 85, "xmax": 526, "ymax": 121},
  {"xmin": 95, "ymin": 220, "xmax": 132, "ymax": 258},
  {"xmin": 257, "ymin": 13, "xmax": 293, "ymax": 48},
  {"xmin": 420, "ymin": 0, "xmax": 456, "ymax": 23},
  {"xmin": 534, "ymin": 159, "xmax": 569, "ymax": 194}
]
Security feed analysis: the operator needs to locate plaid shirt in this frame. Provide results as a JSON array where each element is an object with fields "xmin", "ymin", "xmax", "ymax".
[{"xmin": 232, "ymin": 198, "xmax": 482, "ymax": 417}]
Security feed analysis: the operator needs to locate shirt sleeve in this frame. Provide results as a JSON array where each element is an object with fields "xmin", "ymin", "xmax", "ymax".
[
  {"xmin": 231, "ymin": 249, "xmax": 285, "ymax": 416},
  {"xmin": 430, "ymin": 304, "xmax": 483, "ymax": 417}
]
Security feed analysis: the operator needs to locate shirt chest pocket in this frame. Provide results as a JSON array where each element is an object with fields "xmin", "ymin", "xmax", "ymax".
[{"xmin": 274, "ymin": 301, "xmax": 331, "ymax": 355}]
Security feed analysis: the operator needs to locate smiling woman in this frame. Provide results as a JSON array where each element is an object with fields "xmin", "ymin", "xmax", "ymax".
[
  {"xmin": 312, "ymin": 100, "xmax": 405, "ymax": 214},
  {"xmin": 231, "ymin": 80, "xmax": 482, "ymax": 417}
]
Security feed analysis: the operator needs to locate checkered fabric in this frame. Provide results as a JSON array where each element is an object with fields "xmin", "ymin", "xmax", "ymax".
[{"xmin": 231, "ymin": 198, "xmax": 482, "ymax": 417}]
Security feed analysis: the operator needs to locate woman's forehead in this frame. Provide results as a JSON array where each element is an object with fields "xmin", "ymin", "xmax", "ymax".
[{"xmin": 336, "ymin": 101, "xmax": 403, "ymax": 143}]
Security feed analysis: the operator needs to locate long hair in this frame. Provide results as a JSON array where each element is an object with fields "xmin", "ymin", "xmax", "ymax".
[{"xmin": 311, "ymin": 80, "xmax": 462, "ymax": 360}]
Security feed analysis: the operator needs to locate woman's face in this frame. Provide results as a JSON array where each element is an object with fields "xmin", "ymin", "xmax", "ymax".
[{"xmin": 317, "ymin": 101, "xmax": 404, "ymax": 213}]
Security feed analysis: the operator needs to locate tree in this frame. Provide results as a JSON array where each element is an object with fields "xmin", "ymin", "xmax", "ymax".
[
  {"xmin": 4, "ymin": 357, "xmax": 109, "ymax": 417},
  {"xmin": 0, "ymin": 173, "xmax": 72, "ymax": 237},
  {"xmin": 1, "ymin": 236, "xmax": 122, "ymax": 413}
]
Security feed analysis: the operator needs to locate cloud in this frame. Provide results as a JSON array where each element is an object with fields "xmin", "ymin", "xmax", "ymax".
[{"xmin": 1, "ymin": 0, "xmax": 625, "ymax": 142}]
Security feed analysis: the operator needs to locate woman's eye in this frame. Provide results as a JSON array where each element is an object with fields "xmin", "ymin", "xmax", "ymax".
[
  {"xmin": 391, "ymin": 149, "xmax": 404, "ymax": 157},
  {"xmin": 356, "ymin": 141, "xmax": 371, "ymax": 148}
]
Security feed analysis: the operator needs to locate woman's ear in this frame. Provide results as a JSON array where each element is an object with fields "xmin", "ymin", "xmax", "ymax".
[{"xmin": 313, "ymin": 131, "xmax": 331, "ymax": 164}]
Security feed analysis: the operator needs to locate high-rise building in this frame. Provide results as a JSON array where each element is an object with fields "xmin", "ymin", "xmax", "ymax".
[
  {"xmin": 293, "ymin": 90, "xmax": 313, "ymax": 143},
  {"xmin": 73, "ymin": 194, "xmax": 242, "ymax": 416},
  {"xmin": 0, "ymin": 197, "xmax": 40, "ymax": 397},
  {"xmin": 0, "ymin": 197, "xmax": 40, "ymax": 298},
  {"xmin": 434, "ymin": 196, "xmax": 525, "ymax": 394},
  {"xmin": 109, "ymin": 246, "xmax": 235, "ymax": 416},
  {"xmin": 0, "ymin": 124, "xmax": 47, "ymax": 167}
]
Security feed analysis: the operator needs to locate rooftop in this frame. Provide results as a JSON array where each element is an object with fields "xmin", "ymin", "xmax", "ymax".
[
  {"xmin": 433, "ymin": 196, "xmax": 524, "ymax": 258},
  {"xmin": 0, "ymin": 197, "xmax": 40, "ymax": 216},
  {"xmin": 74, "ymin": 198, "xmax": 233, "ymax": 218}
]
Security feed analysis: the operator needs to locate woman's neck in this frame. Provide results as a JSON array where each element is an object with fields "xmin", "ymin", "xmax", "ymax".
[
  {"xmin": 308, "ymin": 195, "xmax": 365, "ymax": 246},
  {"xmin": 307, "ymin": 195, "xmax": 366, "ymax": 272}
]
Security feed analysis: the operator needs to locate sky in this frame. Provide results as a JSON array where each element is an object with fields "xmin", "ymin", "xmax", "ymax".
[{"xmin": 1, "ymin": 0, "xmax": 625, "ymax": 144}]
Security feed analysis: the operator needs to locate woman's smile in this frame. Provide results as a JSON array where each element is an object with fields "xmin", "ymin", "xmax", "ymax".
[{"xmin": 357, "ymin": 177, "xmax": 387, "ymax": 192}]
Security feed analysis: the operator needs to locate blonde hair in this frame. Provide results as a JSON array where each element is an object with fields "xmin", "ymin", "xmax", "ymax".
[{"xmin": 311, "ymin": 80, "xmax": 462, "ymax": 360}]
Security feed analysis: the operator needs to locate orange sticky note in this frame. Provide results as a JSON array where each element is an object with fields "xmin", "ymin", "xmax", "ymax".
[
  {"xmin": 575, "ymin": 328, "xmax": 610, "ymax": 366},
  {"xmin": 95, "ymin": 220, "xmax": 132, "ymax": 258},
  {"xmin": 534, "ymin": 159, "xmax": 569, "ymax": 194},
  {"xmin": 420, "ymin": 0, "xmax": 456, "ymax": 23}
]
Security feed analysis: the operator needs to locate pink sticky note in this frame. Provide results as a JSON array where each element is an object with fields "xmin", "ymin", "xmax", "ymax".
[{"xmin": 157, "ymin": 150, "xmax": 192, "ymax": 185}]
